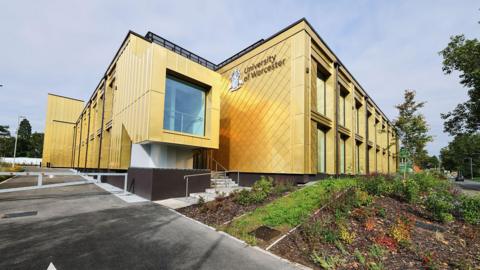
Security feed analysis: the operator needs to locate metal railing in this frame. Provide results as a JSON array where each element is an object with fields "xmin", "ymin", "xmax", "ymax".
[
  {"xmin": 183, "ymin": 170, "xmax": 240, "ymax": 198},
  {"xmin": 145, "ymin": 32, "xmax": 218, "ymax": 70},
  {"xmin": 0, "ymin": 171, "xmax": 129, "ymax": 194}
]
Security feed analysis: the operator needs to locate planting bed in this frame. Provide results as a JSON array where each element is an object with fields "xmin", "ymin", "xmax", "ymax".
[
  {"xmin": 270, "ymin": 196, "xmax": 480, "ymax": 269},
  {"xmin": 178, "ymin": 187, "xmax": 296, "ymax": 227}
]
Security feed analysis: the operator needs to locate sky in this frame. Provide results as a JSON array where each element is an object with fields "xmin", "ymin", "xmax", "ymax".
[{"xmin": 0, "ymin": 0, "xmax": 478, "ymax": 156}]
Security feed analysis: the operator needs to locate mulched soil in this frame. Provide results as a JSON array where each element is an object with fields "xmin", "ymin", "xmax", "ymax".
[
  {"xmin": 270, "ymin": 196, "xmax": 480, "ymax": 270},
  {"xmin": 177, "ymin": 189, "xmax": 295, "ymax": 227}
]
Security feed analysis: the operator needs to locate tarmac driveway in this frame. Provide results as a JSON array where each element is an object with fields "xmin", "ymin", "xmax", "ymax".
[
  {"xmin": 0, "ymin": 184, "xmax": 298, "ymax": 270},
  {"xmin": 453, "ymin": 179, "xmax": 480, "ymax": 196}
]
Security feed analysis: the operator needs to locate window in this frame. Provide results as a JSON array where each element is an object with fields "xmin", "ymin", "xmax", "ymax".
[
  {"xmin": 355, "ymin": 105, "xmax": 361, "ymax": 134},
  {"xmin": 339, "ymin": 137, "xmax": 346, "ymax": 174},
  {"xmin": 163, "ymin": 75, "xmax": 206, "ymax": 136},
  {"xmin": 316, "ymin": 72, "xmax": 327, "ymax": 115},
  {"xmin": 339, "ymin": 94, "xmax": 346, "ymax": 127},
  {"xmin": 356, "ymin": 143, "xmax": 361, "ymax": 174},
  {"xmin": 317, "ymin": 128, "xmax": 326, "ymax": 173}
]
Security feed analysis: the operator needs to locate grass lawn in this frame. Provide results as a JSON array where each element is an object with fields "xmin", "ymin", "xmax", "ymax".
[{"xmin": 220, "ymin": 178, "xmax": 357, "ymax": 244}]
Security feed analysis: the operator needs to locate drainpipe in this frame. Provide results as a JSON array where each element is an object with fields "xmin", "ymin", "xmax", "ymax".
[
  {"xmin": 334, "ymin": 62, "xmax": 340, "ymax": 177},
  {"xmin": 97, "ymin": 81, "xmax": 107, "ymax": 169},
  {"xmin": 387, "ymin": 127, "xmax": 390, "ymax": 174},
  {"xmin": 365, "ymin": 98, "xmax": 369, "ymax": 174},
  {"xmin": 84, "ymin": 108, "xmax": 91, "ymax": 168},
  {"xmin": 77, "ymin": 117, "xmax": 83, "ymax": 168},
  {"xmin": 71, "ymin": 125, "xmax": 77, "ymax": 168}
]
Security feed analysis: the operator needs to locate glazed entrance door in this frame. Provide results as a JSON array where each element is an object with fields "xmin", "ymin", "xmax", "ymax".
[{"xmin": 193, "ymin": 149, "xmax": 207, "ymax": 169}]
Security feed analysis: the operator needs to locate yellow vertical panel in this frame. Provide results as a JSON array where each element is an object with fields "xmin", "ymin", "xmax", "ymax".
[{"xmin": 42, "ymin": 94, "xmax": 83, "ymax": 167}]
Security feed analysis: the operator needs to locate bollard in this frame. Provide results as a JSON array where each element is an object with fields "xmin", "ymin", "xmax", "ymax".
[
  {"xmin": 123, "ymin": 174, "xmax": 128, "ymax": 195},
  {"xmin": 37, "ymin": 174, "xmax": 43, "ymax": 187}
]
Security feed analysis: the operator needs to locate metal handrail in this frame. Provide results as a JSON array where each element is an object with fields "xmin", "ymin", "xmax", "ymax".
[
  {"xmin": 183, "ymin": 170, "xmax": 241, "ymax": 198},
  {"xmin": 211, "ymin": 158, "xmax": 227, "ymax": 172}
]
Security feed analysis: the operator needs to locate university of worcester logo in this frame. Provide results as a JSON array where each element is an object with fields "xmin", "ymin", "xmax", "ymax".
[{"xmin": 229, "ymin": 68, "xmax": 243, "ymax": 92}]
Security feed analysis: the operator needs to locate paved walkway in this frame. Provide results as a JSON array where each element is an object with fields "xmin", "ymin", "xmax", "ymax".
[
  {"xmin": 0, "ymin": 166, "xmax": 83, "ymax": 189},
  {"xmin": 0, "ymin": 183, "xmax": 299, "ymax": 270}
]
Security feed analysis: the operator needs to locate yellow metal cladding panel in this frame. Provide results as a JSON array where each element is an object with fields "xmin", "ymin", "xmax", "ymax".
[
  {"xmin": 42, "ymin": 94, "xmax": 83, "ymax": 167},
  {"xmin": 113, "ymin": 35, "xmax": 152, "ymax": 144},
  {"xmin": 147, "ymin": 43, "xmax": 221, "ymax": 149},
  {"xmin": 214, "ymin": 33, "xmax": 305, "ymax": 174}
]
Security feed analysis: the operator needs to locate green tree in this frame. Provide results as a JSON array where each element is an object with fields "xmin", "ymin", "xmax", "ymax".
[
  {"xmin": 419, "ymin": 155, "xmax": 440, "ymax": 169},
  {"xmin": 0, "ymin": 125, "xmax": 10, "ymax": 137},
  {"xmin": 439, "ymin": 34, "xmax": 480, "ymax": 136},
  {"xmin": 0, "ymin": 125, "xmax": 14, "ymax": 157},
  {"xmin": 15, "ymin": 119, "xmax": 32, "ymax": 157},
  {"xmin": 393, "ymin": 90, "xmax": 433, "ymax": 166},
  {"xmin": 440, "ymin": 134, "xmax": 480, "ymax": 178},
  {"xmin": 29, "ymin": 132, "xmax": 44, "ymax": 158}
]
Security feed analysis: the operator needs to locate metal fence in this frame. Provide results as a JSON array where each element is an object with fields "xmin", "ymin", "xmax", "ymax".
[{"xmin": 0, "ymin": 172, "xmax": 128, "ymax": 194}]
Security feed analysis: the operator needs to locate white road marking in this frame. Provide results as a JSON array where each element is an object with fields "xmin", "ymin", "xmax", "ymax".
[{"xmin": 47, "ymin": 262, "xmax": 57, "ymax": 270}]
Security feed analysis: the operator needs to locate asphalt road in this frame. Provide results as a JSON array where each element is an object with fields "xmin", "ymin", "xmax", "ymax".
[
  {"xmin": 0, "ymin": 183, "xmax": 299, "ymax": 270},
  {"xmin": 0, "ymin": 166, "xmax": 84, "ymax": 189},
  {"xmin": 453, "ymin": 179, "xmax": 480, "ymax": 196}
]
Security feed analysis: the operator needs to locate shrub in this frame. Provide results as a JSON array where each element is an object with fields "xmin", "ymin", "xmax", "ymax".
[
  {"xmin": 352, "ymin": 189, "xmax": 373, "ymax": 207},
  {"xmin": 360, "ymin": 175, "xmax": 393, "ymax": 196},
  {"xmin": 339, "ymin": 225, "xmax": 356, "ymax": 244},
  {"xmin": 369, "ymin": 244, "xmax": 386, "ymax": 259},
  {"xmin": 393, "ymin": 178, "xmax": 420, "ymax": 203},
  {"xmin": 458, "ymin": 195, "xmax": 480, "ymax": 225},
  {"xmin": 234, "ymin": 176, "xmax": 274, "ymax": 206},
  {"xmin": 310, "ymin": 252, "xmax": 343, "ymax": 269},
  {"xmin": 272, "ymin": 181, "xmax": 294, "ymax": 195},
  {"xmin": 425, "ymin": 192, "xmax": 455, "ymax": 223},
  {"xmin": 390, "ymin": 216, "xmax": 414, "ymax": 243}
]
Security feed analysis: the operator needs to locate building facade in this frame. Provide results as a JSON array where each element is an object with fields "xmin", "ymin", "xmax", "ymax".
[{"xmin": 42, "ymin": 19, "xmax": 398, "ymax": 196}]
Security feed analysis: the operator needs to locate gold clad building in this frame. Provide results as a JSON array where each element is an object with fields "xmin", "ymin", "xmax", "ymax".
[{"xmin": 42, "ymin": 18, "xmax": 398, "ymax": 198}]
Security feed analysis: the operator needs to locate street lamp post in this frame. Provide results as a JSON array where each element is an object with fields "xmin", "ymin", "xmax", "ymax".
[
  {"xmin": 464, "ymin": 153, "xmax": 480, "ymax": 180},
  {"xmin": 12, "ymin": 116, "xmax": 26, "ymax": 168}
]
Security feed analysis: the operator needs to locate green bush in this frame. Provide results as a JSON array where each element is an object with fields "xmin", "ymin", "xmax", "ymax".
[
  {"xmin": 234, "ymin": 176, "xmax": 273, "ymax": 206},
  {"xmin": 458, "ymin": 195, "xmax": 480, "ymax": 225},
  {"xmin": 425, "ymin": 192, "xmax": 455, "ymax": 223},
  {"xmin": 352, "ymin": 189, "xmax": 373, "ymax": 207},
  {"xmin": 360, "ymin": 175, "xmax": 393, "ymax": 196},
  {"xmin": 393, "ymin": 178, "xmax": 420, "ymax": 203}
]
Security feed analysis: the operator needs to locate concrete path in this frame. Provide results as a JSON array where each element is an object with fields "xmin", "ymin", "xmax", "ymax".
[{"xmin": 0, "ymin": 183, "xmax": 300, "ymax": 270}]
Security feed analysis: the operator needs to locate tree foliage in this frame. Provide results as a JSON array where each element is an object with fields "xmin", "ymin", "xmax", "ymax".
[
  {"xmin": 393, "ymin": 90, "xmax": 433, "ymax": 165},
  {"xmin": 0, "ymin": 119, "xmax": 43, "ymax": 158},
  {"xmin": 439, "ymin": 34, "xmax": 480, "ymax": 136},
  {"xmin": 0, "ymin": 125, "xmax": 10, "ymax": 137},
  {"xmin": 440, "ymin": 134, "xmax": 480, "ymax": 178}
]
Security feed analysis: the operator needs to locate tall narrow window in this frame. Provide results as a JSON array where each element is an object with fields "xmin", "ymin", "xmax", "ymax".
[
  {"xmin": 164, "ymin": 75, "xmax": 206, "ymax": 136},
  {"xmin": 339, "ymin": 94, "xmax": 346, "ymax": 127},
  {"xmin": 317, "ymin": 128, "xmax": 326, "ymax": 173},
  {"xmin": 356, "ymin": 105, "xmax": 360, "ymax": 134},
  {"xmin": 339, "ymin": 137, "xmax": 346, "ymax": 174},
  {"xmin": 316, "ymin": 72, "xmax": 327, "ymax": 115},
  {"xmin": 356, "ymin": 143, "xmax": 361, "ymax": 174}
]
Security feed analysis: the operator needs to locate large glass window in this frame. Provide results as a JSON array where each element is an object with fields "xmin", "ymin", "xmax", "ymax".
[
  {"xmin": 339, "ymin": 137, "xmax": 346, "ymax": 174},
  {"xmin": 317, "ymin": 128, "xmax": 326, "ymax": 173},
  {"xmin": 316, "ymin": 72, "xmax": 327, "ymax": 115},
  {"xmin": 163, "ymin": 75, "xmax": 206, "ymax": 136}
]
